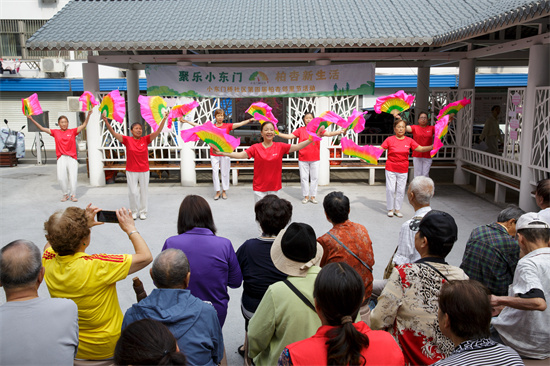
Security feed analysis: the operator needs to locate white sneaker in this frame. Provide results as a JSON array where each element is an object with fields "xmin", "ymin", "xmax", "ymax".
[
  {"xmin": 309, "ymin": 197, "xmax": 318, "ymax": 204},
  {"xmin": 139, "ymin": 213, "xmax": 147, "ymax": 220},
  {"xmin": 132, "ymin": 213, "xmax": 137, "ymax": 220},
  {"xmin": 302, "ymin": 198, "xmax": 309, "ymax": 204}
]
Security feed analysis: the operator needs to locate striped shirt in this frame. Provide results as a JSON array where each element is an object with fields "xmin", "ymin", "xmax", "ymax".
[{"xmin": 433, "ymin": 339, "xmax": 524, "ymax": 366}]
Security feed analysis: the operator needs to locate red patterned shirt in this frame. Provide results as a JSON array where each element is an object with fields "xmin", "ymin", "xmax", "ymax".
[{"xmin": 318, "ymin": 220, "xmax": 375, "ymax": 299}]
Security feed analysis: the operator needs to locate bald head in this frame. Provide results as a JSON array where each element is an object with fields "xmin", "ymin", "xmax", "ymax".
[
  {"xmin": 151, "ymin": 249, "xmax": 190, "ymax": 289},
  {"xmin": 0, "ymin": 240, "xmax": 42, "ymax": 290}
]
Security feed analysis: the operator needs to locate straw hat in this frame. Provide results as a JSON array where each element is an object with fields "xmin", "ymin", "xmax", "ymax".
[{"xmin": 271, "ymin": 222, "xmax": 323, "ymax": 277}]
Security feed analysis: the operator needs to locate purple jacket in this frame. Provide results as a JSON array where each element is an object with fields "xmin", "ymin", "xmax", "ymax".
[{"xmin": 162, "ymin": 227, "xmax": 242, "ymax": 327}]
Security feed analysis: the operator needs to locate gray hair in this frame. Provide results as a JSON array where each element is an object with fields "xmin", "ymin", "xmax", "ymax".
[
  {"xmin": 497, "ymin": 206, "xmax": 525, "ymax": 223},
  {"xmin": 151, "ymin": 249, "xmax": 190, "ymax": 289},
  {"xmin": 409, "ymin": 176, "xmax": 435, "ymax": 205},
  {"xmin": 0, "ymin": 240, "xmax": 42, "ymax": 290}
]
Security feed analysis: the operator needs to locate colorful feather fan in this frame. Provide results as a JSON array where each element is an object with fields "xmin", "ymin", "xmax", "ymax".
[
  {"xmin": 430, "ymin": 115, "xmax": 451, "ymax": 157},
  {"xmin": 374, "ymin": 90, "xmax": 415, "ymax": 115},
  {"xmin": 436, "ymin": 98, "xmax": 471, "ymax": 119},
  {"xmin": 21, "ymin": 93, "xmax": 43, "ymax": 116},
  {"xmin": 343, "ymin": 110, "xmax": 367, "ymax": 134},
  {"xmin": 180, "ymin": 121, "xmax": 240, "ymax": 153},
  {"xmin": 246, "ymin": 102, "xmax": 279, "ymax": 133},
  {"xmin": 99, "ymin": 90, "xmax": 126, "ymax": 123},
  {"xmin": 341, "ymin": 137, "xmax": 384, "ymax": 165},
  {"xmin": 138, "ymin": 95, "xmax": 170, "ymax": 132},
  {"xmin": 168, "ymin": 101, "xmax": 199, "ymax": 130},
  {"xmin": 306, "ymin": 111, "xmax": 347, "ymax": 134},
  {"xmin": 79, "ymin": 91, "xmax": 99, "ymax": 112}
]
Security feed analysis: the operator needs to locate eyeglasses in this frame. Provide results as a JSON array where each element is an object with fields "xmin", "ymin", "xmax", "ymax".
[{"xmin": 419, "ymin": 117, "xmax": 428, "ymax": 120}]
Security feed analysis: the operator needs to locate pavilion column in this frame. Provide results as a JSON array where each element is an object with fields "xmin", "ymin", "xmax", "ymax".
[
  {"xmin": 83, "ymin": 62, "xmax": 105, "ymax": 187},
  {"xmin": 519, "ymin": 44, "xmax": 549, "ymax": 211},
  {"xmin": 416, "ymin": 67, "xmax": 430, "ymax": 115},
  {"xmin": 453, "ymin": 58, "xmax": 475, "ymax": 185},
  {"xmin": 316, "ymin": 59, "xmax": 331, "ymax": 185},
  {"xmin": 126, "ymin": 69, "xmax": 141, "ymax": 124}
]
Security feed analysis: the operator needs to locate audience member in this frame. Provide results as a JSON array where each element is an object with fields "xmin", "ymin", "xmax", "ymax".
[
  {"xmin": 371, "ymin": 210, "xmax": 468, "ymax": 365},
  {"xmin": 0, "ymin": 240, "xmax": 78, "ymax": 366},
  {"xmin": 491, "ymin": 212, "xmax": 550, "ymax": 360},
  {"xmin": 115, "ymin": 318, "xmax": 187, "ymax": 366},
  {"xmin": 392, "ymin": 176, "xmax": 434, "ymax": 266},
  {"xmin": 460, "ymin": 206, "xmax": 525, "ymax": 296},
  {"xmin": 433, "ymin": 280, "xmax": 523, "ymax": 366},
  {"xmin": 42, "ymin": 204, "xmax": 153, "ymax": 362},
  {"xmin": 317, "ymin": 191, "xmax": 374, "ymax": 322},
  {"xmin": 534, "ymin": 178, "xmax": 550, "ymax": 224},
  {"xmin": 279, "ymin": 262, "xmax": 404, "ymax": 366},
  {"xmin": 236, "ymin": 195, "xmax": 291, "ymax": 356},
  {"xmin": 248, "ymin": 222, "xmax": 323, "ymax": 366},
  {"xmin": 372, "ymin": 177, "xmax": 435, "ymax": 302},
  {"xmin": 122, "ymin": 249, "xmax": 223, "ymax": 366},
  {"xmin": 162, "ymin": 195, "xmax": 242, "ymax": 328}
]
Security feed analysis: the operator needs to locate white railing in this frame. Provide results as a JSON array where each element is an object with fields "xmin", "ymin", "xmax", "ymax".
[{"xmin": 461, "ymin": 148, "xmax": 521, "ymax": 180}]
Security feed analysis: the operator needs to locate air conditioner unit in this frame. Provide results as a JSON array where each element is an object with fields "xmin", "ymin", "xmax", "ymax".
[
  {"xmin": 67, "ymin": 97, "xmax": 81, "ymax": 112},
  {"xmin": 41, "ymin": 58, "xmax": 66, "ymax": 73}
]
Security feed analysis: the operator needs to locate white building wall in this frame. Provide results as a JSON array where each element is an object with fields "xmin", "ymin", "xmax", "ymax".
[{"xmin": 0, "ymin": 0, "xmax": 71, "ymax": 19}]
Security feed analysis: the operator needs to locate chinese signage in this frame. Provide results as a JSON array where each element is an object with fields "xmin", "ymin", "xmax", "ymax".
[{"xmin": 146, "ymin": 63, "xmax": 375, "ymax": 98}]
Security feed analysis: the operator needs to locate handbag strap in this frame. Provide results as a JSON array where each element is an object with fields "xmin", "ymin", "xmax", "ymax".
[
  {"xmin": 283, "ymin": 280, "xmax": 315, "ymax": 312},
  {"xmin": 327, "ymin": 232, "xmax": 373, "ymax": 272},
  {"xmin": 421, "ymin": 262, "xmax": 449, "ymax": 282}
]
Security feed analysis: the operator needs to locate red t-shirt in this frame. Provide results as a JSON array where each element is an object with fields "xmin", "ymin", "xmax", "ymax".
[
  {"xmin": 381, "ymin": 136, "xmax": 419, "ymax": 174},
  {"xmin": 245, "ymin": 142, "xmax": 291, "ymax": 192},
  {"xmin": 410, "ymin": 125, "xmax": 434, "ymax": 158},
  {"xmin": 122, "ymin": 135, "xmax": 151, "ymax": 172},
  {"xmin": 292, "ymin": 127, "xmax": 319, "ymax": 161},
  {"xmin": 210, "ymin": 123, "xmax": 233, "ymax": 157},
  {"xmin": 50, "ymin": 128, "xmax": 78, "ymax": 160}
]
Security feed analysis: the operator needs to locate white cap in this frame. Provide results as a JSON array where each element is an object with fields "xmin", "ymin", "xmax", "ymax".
[{"xmin": 516, "ymin": 212, "xmax": 550, "ymax": 230}]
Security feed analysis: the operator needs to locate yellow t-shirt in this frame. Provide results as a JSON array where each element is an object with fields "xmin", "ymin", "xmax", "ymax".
[{"xmin": 42, "ymin": 248, "xmax": 132, "ymax": 360}]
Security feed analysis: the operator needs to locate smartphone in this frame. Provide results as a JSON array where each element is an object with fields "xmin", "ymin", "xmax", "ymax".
[{"xmin": 97, "ymin": 210, "xmax": 119, "ymax": 223}]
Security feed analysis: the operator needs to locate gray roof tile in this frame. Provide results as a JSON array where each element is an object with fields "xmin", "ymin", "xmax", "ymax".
[{"xmin": 26, "ymin": 0, "xmax": 549, "ymax": 50}]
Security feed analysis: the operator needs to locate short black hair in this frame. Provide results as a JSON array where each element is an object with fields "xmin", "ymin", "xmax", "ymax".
[
  {"xmin": 177, "ymin": 195, "xmax": 216, "ymax": 235},
  {"xmin": 255, "ymin": 195, "xmax": 292, "ymax": 236},
  {"xmin": 323, "ymin": 191, "xmax": 349, "ymax": 224},
  {"xmin": 114, "ymin": 319, "xmax": 187, "ymax": 365},
  {"xmin": 439, "ymin": 280, "xmax": 491, "ymax": 339}
]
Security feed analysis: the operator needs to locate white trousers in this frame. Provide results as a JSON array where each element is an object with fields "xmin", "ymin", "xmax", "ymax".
[
  {"xmin": 57, "ymin": 155, "xmax": 78, "ymax": 196},
  {"xmin": 126, "ymin": 171, "xmax": 149, "ymax": 215},
  {"xmin": 254, "ymin": 190, "xmax": 279, "ymax": 203},
  {"xmin": 211, "ymin": 155, "xmax": 230, "ymax": 192},
  {"xmin": 385, "ymin": 170, "xmax": 408, "ymax": 211},
  {"xmin": 413, "ymin": 157, "xmax": 432, "ymax": 177},
  {"xmin": 299, "ymin": 160, "xmax": 320, "ymax": 197}
]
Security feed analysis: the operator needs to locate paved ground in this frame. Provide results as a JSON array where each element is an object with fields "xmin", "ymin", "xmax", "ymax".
[{"xmin": 0, "ymin": 162, "xmax": 507, "ymax": 365}]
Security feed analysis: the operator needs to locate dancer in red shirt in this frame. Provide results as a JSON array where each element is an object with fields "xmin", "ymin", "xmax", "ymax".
[
  {"xmin": 279, "ymin": 112, "xmax": 343, "ymax": 204},
  {"xmin": 406, "ymin": 111, "xmax": 435, "ymax": 178},
  {"xmin": 183, "ymin": 108, "xmax": 254, "ymax": 200},
  {"xmin": 29, "ymin": 110, "xmax": 92, "ymax": 202},
  {"xmin": 381, "ymin": 119, "xmax": 432, "ymax": 218},
  {"xmin": 215, "ymin": 121, "xmax": 318, "ymax": 203},
  {"xmin": 103, "ymin": 114, "xmax": 167, "ymax": 220}
]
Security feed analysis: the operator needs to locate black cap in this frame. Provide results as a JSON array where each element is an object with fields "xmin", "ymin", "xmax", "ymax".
[
  {"xmin": 419, "ymin": 210, "xmax": 458, "ymax": 245},
  {"xmin": 281, "ymin": 223, "xmax": 317, "ymax": 262}
]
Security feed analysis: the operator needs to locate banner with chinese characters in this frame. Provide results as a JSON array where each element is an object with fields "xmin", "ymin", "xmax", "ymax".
[{"xmin": 146, "ymin": 63, "xmax": 375, "ymax": 98}]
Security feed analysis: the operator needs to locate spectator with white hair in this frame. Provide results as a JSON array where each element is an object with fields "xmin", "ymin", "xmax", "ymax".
[{"xmin": 0, "ymin": 240, "xmax": 79, "ymax": 366}]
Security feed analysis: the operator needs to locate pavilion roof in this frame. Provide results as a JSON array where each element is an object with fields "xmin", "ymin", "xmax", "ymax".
[{"xmin": 26, "ymin": 0, "xmax": 550, "ymax": 51}]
